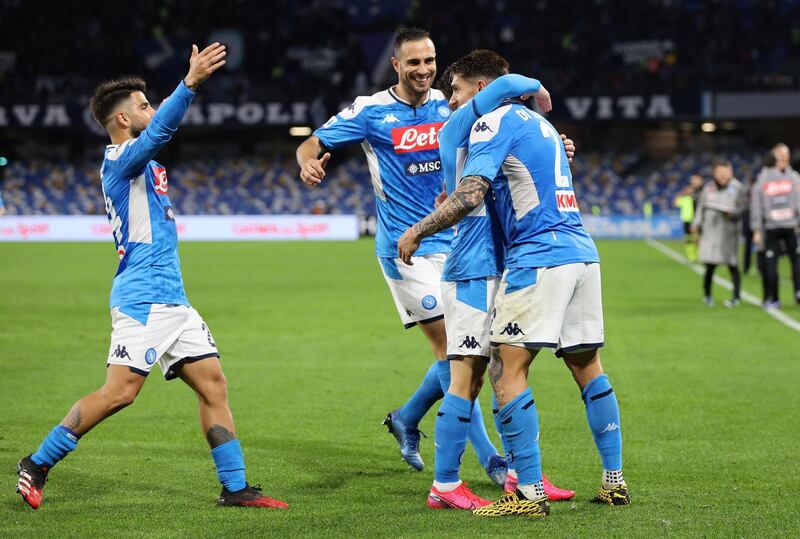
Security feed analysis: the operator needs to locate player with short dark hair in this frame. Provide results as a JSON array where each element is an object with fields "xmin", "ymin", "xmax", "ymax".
[
  {"xmin": 16, "ymin": 43, "xmax": 287, "ymax": 510},
  {"xmin": 399, "ymin": 94, "xmax": 629, "ymax": 517},
  {"xmin": 421, "ymin": 49, "xmax": 575, "ymax": 509},
  {"xmin": 295, "ymin": 27, "xmax": 507, "ymax": 483}
]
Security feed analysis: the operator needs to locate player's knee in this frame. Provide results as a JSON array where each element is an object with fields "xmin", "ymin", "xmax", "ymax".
[
  {"xmin": 197, "ymin": 370, "xmax": 228, "ymax": 405},
  {"xmin": 102, "ymin": 385, "xmax": 138, "ymax": 411}
]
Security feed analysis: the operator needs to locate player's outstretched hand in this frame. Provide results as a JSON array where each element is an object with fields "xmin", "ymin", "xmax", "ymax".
[
  {"xmin": 398, "ymin": 227, "xmax": 420, "ymax": 265},
  {"xmin": 561, "ymin": 134, "xmax": 576, "ymax": 163},
  {"xmin": 184, "ymin": 43, "xmax": 227, "ymax": 91},
  {"xmin": 300, "ymin": 152, "xmax": 331, "ymax": 187}
]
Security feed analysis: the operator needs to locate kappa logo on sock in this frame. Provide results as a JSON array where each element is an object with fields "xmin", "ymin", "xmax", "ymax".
[{"xmin": 600, "ymin": 422, "xmax": 620, "ymax": 434}]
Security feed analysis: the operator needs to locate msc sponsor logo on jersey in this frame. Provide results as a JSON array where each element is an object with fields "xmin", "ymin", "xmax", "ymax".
[
  {"xmin": 391, "ymin": 122, "xmax": 444, "ymax": 154},
  {"xmin": 472, "ymin": 121, "xmax": 494, "ymax": 134},
  {"xmin": 152, "ymin": 165, "xmax": 168, "ymax": 195},
  {"xmin": 382, "ymin": 113, "xmax": 400, "ymax": 124},
  {"xmin": 555, "ymin": 190, "xmax": 580, "ymax": 212},
  {"xmin": 406, "ymin": 159, "xmax": 442, "ymax": 176},
  {"xmin": 164, "ymin": 206, "xmax": 176, "ymax": 222},
  {"xmin": 763, "ymin": 179, "xmax": 793, "ymax": 196}
]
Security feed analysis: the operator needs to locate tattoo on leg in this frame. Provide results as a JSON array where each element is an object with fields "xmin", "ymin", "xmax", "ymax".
[
  {"xmin": 488, "ymin": 348, "xmax": 504, "ymax": 386},
  {"xmin": 62, "ymin": 405, "xmax": 82, "ymax": 430},
  {"xmin": 206, "ymin": 424, "xmax": 236, "ymax": 448}
]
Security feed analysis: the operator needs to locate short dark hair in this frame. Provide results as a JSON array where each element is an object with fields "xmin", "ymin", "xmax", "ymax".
[
  {"xmin": 89, "ymin": 77, "xmax": 146, "ymax": 128},
  {"xmin": 436, "ymin": 65, "xmax": 454, "ymax": 100},
  {"xmin": 763, "ymin": 151, "xmax": 777, "ymax": 168},
  {"xmin": 447, "ymin": 49, "xmax": 509, "ymax": 83},
  {"xmin": 712, "ymin": 158, "xmax": 732, "ymax": 170},
  {"xmin": 394, "ymin": 26, "xmax": 431, "ymax": 56}
]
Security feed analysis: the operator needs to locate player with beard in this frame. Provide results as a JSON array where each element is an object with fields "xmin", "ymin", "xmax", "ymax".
[
  {"xmin": 295, "ymin": 27, "xmax": 508, "ymax": 484},
  {"xmin": 15, "ymin": 43, "xmax": 287, "ymax": 510},
  {"xmin": 422, "ymin": 51, "xmax": 576, "ymax": 510}
]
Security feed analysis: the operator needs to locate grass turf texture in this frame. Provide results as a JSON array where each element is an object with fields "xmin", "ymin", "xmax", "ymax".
[{"xmin": 1, "ymin": 239, "xmax": 798, "ymax": 537}]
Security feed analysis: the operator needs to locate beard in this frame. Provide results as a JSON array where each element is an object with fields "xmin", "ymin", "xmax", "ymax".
[
  {"xmin": 402, "ymin": 73, "xmax": 433, "ymax": 97},
  {"xmin": 130, "ymin": 120, "xmax": 148, "ymax": 138}
]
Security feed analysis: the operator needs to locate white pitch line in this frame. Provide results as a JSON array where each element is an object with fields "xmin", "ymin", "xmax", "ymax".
[{"xmin": 645, "ymin": 238, "xmax": 800, "ymax": 333}]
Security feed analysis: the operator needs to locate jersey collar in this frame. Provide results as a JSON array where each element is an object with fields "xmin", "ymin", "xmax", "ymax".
[{"xmin": 388, "ymin": 86, "xmax": 431, "ymax": 107}]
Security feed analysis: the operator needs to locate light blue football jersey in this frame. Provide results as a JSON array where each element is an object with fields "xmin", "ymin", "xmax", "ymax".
[
  {"xmin": 314, "ymin": 87, "xmax": 453, "ymax": 258},
  {"xmin": 101, "ymin": 81, "xmax": 196, "ymax": 324},
  {"xmin": 462, "ymin": 103, "xmax": 599, "ymax": 269},
  {"xmin": 438, "ymin": 74, "xmax": 542, "ymax": 281}
]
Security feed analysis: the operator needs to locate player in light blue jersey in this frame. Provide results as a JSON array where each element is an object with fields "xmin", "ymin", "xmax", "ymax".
[
  {"xmin": 296, "ymin": 27, "xmax": 505, "ymax": 482},
  {"xmin": 399, "ymin": 98, "xmax": 628, "ymax": 516},
  {"xmin": 16, "ymin": 44, "xmax": 287, "ymax": 511},
  {"xmin": 423, "ymin": 50, "xmax": 575, "ymax": 510}
]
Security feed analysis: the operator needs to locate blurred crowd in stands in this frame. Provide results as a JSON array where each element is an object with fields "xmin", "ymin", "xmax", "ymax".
[
  {"xmin": 2, "ymin": 0, "xmax": 800, "ymax": 104},
  {"xmin": 0, "ymin": 151, "xmax": 778, "ymax": 217}
]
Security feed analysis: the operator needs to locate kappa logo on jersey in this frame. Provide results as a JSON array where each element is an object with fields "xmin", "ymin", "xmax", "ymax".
[
  {"xmin": 499, "ymin": 322, "xmax": 525, "ymax": 336},
  {"xmin": 472, "ymin": 121, "xmax": 494, "ymax": 134},
  {"xmin": 458, "ymin": 336, "xmax": 481, "ymax": 349},
  {"xmin": 382, "ymin": 113, "xmax": 400, "ymax": 124},
  {"xmin": 391, "ymin": 122, "xmax": 444, "ymax": 154},
  {"xmin": 763, "ymin": 180, "xmax": 793, "ymax": 196},
  {"xmin": 164, "ymin": 206, "xmax": 176, "ymax": 222},
  {"xmin": 111, "ymin": 345, "xmax": 131, "ymax": 360},
  {"xmin": 152, "ymin": 165, "xmax": 168, "ymax": 195},
  {"xmin": 555, "ymin": 190, "xmax": 580, "ymax": 212},
  {"xmin": 406, "ymin": 159, "xmax": 442, "ymax": 176}
]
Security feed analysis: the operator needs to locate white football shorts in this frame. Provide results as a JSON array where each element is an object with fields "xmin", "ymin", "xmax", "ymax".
[
  {"xmin": 107, "ymin": 304, "xmax": 219, "ymax": 379},
  {"xmin": 490, "ymin": 263, "xmax": 604, "ymax": 356},
  {"xmin": 378, "ymin": 253, "xmax": 446, "ymax": 328},
  {"xmin": 442, "ymin": 276, "xmax": 501, "ymax": 360}
]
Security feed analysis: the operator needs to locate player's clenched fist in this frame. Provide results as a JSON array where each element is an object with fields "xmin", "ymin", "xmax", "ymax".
[
  {"xmin": 184, "ymin": 43, "xmax": 227, "ymax": 91},
  {"xmin": 300, "ymin": 152, "xmax": 331, "ymax": 187}
]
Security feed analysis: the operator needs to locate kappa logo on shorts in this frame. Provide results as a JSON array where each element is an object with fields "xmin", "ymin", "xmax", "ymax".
[
  {"xmin": 421, "ymin": 295, "xmax": 437, "ymax": 310},
  {"xmin": 145, "ymin": 348, "xmax": 157, "ymax": 365},
  {"xmin": 499, "ymin": 322, "xmax": 525, "ymax": 336},
  {"xmin": 111, "ymin": 345, "xmax": 131, "ymax": 360},
  {"xmin": 458, "ymin": 336, "xmax": 481, "ymax": 349}
]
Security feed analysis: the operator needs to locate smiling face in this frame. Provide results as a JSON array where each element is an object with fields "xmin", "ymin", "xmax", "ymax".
[{"xmin": 391, "ymin": 38, "xmax": 436, "ymax": 100}]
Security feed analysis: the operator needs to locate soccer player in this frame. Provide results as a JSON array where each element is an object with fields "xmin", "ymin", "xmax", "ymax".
[
  {"xmin": 15, "ymin": 43, "xmax": 287, "ymax": 510},
  {"xmin": 424, "ymin": 51, "xmax": 574, "ymax": 510},
  {"xmin": 692, "ymin": 160, "xmax": 745, "ymax": 307},
  {"xmin": 295, "ymin": 27, "xmax": 505, "ymax": 482},
  {"xmin": 398, "ymin": 96, "xmax": 628, "ymax": 517}
]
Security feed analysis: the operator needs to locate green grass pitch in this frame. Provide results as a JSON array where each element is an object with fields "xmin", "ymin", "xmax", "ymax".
[{"xmin": 1, "ymin": 239, "xmax": 799, "ymax": 537}]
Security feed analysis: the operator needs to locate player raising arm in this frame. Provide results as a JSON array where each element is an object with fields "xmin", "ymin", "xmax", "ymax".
[{"xmin": 16, "ymin": 43, "xmax": 287, "ymax": 510}]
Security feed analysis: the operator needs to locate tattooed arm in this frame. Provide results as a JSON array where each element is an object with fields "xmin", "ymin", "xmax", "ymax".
[{"xmin": 397, "ymin": 175, "xmax": 490, "ymax": 265}]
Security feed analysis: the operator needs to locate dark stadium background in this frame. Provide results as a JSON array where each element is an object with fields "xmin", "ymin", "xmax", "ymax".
[{"xmin": 1, "ymin": 0, "xmax": 799, "ymax": 225}]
